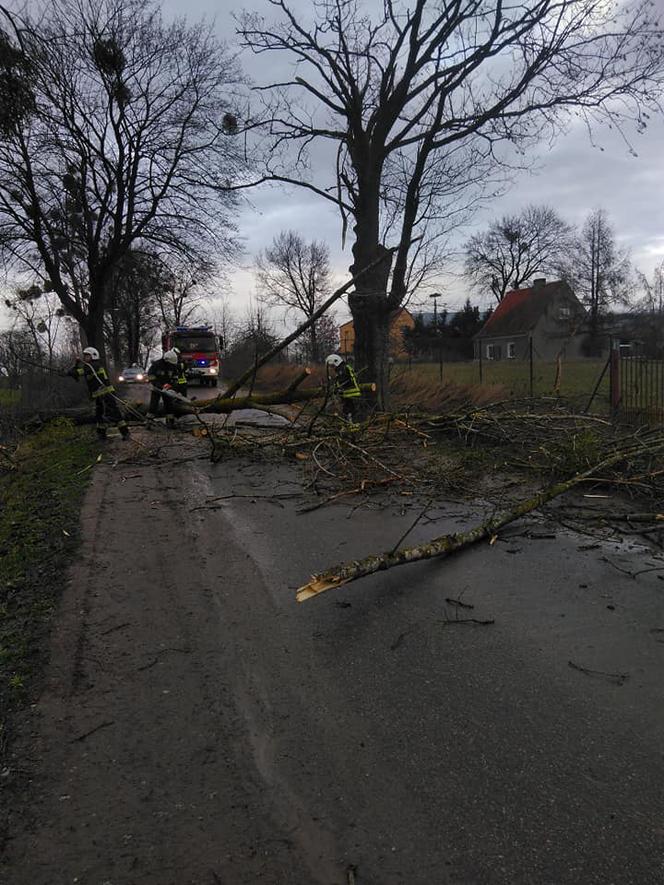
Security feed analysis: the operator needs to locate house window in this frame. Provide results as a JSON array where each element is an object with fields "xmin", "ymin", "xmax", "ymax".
[
  {"xmin": 486, "ymin": 344, "xmax": 502, "ymax": 360},
  {"xmin": 507, "ymin": 342, "xmax": 515, "ymax": 359}
]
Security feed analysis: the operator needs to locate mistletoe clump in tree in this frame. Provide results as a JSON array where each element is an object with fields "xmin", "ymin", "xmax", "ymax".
[{"xmin": 0, "ymin": 0, "xmax": 245, "ymax": 359}]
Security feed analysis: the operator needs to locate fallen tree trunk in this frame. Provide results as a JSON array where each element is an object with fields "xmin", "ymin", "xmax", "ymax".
[
  {"xmin": 173, "ymin": 382, "xmax": 376, "ymax": 416},
  {"xmin": 24, "ymin": 379, "xmax": 375, "ymax": 425},
  {"xmin": 296, "ymin": 434, "xmax": 664, "ymax": 602}
]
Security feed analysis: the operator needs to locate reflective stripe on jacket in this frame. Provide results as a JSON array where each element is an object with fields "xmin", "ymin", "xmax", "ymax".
[
  {"xmin": 336, "ymin": 363, "xmax": 361, "ymax": 399},
  {"xmin": 68, "ymin": 361, "xmax": 115, "ymax": 399}
]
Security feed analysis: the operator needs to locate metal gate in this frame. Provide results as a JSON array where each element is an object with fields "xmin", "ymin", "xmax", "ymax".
[{"xmin": 613, "ymin": 352, "xmax": 664, "ymax": 424}]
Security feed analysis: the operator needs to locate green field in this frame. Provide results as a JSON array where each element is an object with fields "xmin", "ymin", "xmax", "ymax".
[
  {"xmin": 0, "ymin": 389, "xmax": 20, "ymax": 407},
  {"xmin": 395, "ymin": 358, "xmax": 610, "ymax": 409}
]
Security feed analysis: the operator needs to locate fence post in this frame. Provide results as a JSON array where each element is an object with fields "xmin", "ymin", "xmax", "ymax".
[
  {"xmin": 529, "ymin": 337, "xmax": 534, "ymax": 397},
  {"xmin": 479, "ymin": 342, "xmax": 483, "ymax": 384},
  {"xmin": 609, "ymin": 338, "xmax": 620, "ymax": 416}
]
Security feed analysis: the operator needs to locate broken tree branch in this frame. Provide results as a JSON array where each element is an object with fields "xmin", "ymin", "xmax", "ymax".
[{"xmin": 296, "ymin": 435, "xmax": 664, "ymax": 602}]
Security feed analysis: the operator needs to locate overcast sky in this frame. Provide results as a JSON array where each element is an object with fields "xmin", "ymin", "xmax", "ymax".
[
  {"xmin": 1, "ymin": 0, "xmax": 663, "ymax": 332},
  {"xmin": 159, "ymin": 0, "xmax": 664, "ymax": 323}
]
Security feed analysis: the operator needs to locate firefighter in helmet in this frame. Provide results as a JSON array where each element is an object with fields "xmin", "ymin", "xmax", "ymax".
[
  {"xmin": 67, "ymin": 346, "xmax": 130, "ymax": 439},
  {"xmin": 326, "ymin": 353, "xmax": 361, "ymax": 423},
  {"xmin": 146, "ymin": 349, "xmax": 180, "ymax": 427}
]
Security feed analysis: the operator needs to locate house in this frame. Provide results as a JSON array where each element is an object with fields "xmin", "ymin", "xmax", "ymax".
[
  {"xmin": 339, "ymin": 307, "xmax": 415, "ymax": 360},
  {"xmin": 473, "ymin": 279, "xmax": 588, "ymax": 361},
  {"xmin": 603, "ymin": 311, "xmax": 664, "ymax": 357}
]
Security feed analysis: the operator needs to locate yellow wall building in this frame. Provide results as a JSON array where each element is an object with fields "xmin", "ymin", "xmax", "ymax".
[{"xmin": 338, "ymin": 307, "xmax": 415, "ymax": 360}]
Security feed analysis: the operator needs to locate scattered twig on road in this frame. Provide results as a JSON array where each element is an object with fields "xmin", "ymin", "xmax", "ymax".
[
  {"xmin": 440, "ymin": 617, "xmax": 495, "ymax": 626},
  {"xmin": 389, "ymin": 497, "xmax": 433, "ymax": 554},
  {"xmin": 390, "ymin": 631, "xmax": 410, "ymax": 651},
  {"xmin": 190, "ymin": 492, "xmax": 302, "ymax": 512},
  {"xmin": 137, "ymin": 647, "xmax": 192, "ymax": 671},
  {"xmin": 298, "ymin": 478, "xmax": 396, "ymax": 514},
  {"xmin": 568, "ymin": 660, "xmax": 629, "ymax": 685},
  {"xmin": 99, "ymin": 621, "xmax": 131, "ymax": 636},
  {"xmin": 445, "ymin": 597, "xmax": 474, "ymax": 609},
  {"xmin": 70, "ymin": 720, "xmax": 115, "ymax": 743}
]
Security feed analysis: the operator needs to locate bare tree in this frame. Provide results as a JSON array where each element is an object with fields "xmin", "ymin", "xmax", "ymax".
[
  {"xmin": 256, "ymin": 230, "xmax": 332, "ymax": 362},
  {"xmin": 202, "ymin": 297, "xmax": 237, "ymax": 354},
  {"xmin": 465, "ymin": 205, "xmax": 573, "ymax": 303},
  {"xmin": 104, "ymin": 249, "xmax": 162, "ymax": 367},
  {"xmin": 239, "ymin": 0, "xmax": 664, "ymax": 403},
  {"xmin": 636, "ymin": 259, "xmax": 664, "ymax": 316},
  {"xmin": 153, "ymin": 254, "xmax": 219, "ymax": 329},
  {"xmin": 559, "ymin": 208, "xmax": 632, "ymax": 352},
  {"xmin": 0, "ymin": 327, "xmax": 40, "ymax": 385},
  {"xmin": 0, "ymin": 11, "xmax": 35, "ymax": 137},
  {"xmin": 4, "ymin": 286, "xmax": 67, "ymax": 369},
  {"xmin": 0, "ymin": 0, "xmax": 245, "ymax": 359}
]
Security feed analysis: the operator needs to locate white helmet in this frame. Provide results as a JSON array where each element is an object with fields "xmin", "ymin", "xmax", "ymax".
[
  {"xmin": 163, "ymin": 349, "xmax": 178, "ymax": 365},
  {"xmin": 325, "ymin": 353, "xmax": 343, "ymax": 367},
  {"xmin": 83, "ymin": 346, "xmax": 99, "ymax": 360}
]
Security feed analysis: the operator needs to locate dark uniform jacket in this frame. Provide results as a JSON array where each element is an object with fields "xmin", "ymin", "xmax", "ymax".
[
  {"xmin": 147, "ymin": 358, "xmax": 179, "ymax": 389},
  {"xmin": 67, "ymin": 360, "xmax": 114, "ymax": 399}
]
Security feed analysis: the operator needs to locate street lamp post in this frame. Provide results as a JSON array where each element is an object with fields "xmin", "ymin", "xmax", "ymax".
[{"xmin": 430, "ymin": 292, "xmax": 444, "ymax": 383}]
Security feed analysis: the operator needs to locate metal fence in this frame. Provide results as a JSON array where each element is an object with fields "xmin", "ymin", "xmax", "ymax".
[{"xmin": 615, "ymin": 354, "xmax": 664, "ymax": 425}]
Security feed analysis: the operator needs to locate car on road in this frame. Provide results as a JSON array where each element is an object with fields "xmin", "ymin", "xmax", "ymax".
[{"xmin": 117, "ymin": 365, "xmax": 147, "ymax": 383}]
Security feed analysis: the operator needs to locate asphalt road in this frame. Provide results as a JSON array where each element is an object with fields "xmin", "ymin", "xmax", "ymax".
[{"xmin": 2, "ymin": 417, "xmax": 664, "ymax": 885}]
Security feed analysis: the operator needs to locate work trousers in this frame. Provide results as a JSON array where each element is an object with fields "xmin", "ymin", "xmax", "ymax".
[
  {"xmin": 94, "ymin": 393, "xmax": 129, "ymax": 437},
  {"xmin": 148, "ymin": 389, "xmax": 176, "ymax": 426},
  {"xmin": 341, "ymin": 395, "xmax": 360, "ymax": 422}
]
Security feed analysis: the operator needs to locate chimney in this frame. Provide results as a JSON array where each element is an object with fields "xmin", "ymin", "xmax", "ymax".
[{"xmin": 533, "ymin": 278, "xmax": 546, "ymax": 290}]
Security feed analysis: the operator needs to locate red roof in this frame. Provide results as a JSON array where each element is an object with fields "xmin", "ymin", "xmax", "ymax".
[{"xmin": 477, "ymin": 281, "xmax": 575, "ymax": 338}]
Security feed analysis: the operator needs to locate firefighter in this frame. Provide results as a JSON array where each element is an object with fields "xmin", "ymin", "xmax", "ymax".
[
  {"xmin": 172, "ymin": 347, "xmax": 188, "ymax": 398},
  {"xmin": 67, "ymin": 346, "xmax": 130, "ymax": 440},
  {"xmin": 146, "ymin": 349, "xmax": 179, "ymax": 427},
  {"xmin": 325, "ymin": 353, "xmax": 362, "ymax": 423}
]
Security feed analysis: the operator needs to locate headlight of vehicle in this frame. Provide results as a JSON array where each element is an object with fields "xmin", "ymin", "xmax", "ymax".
[
  {"xmin": 209, "ymin": 367, "xmax": 218, "ymax": 375},
  {"xmin": 136, "ymin": 374, "xmax": 144, "ymax": 380},
  {"xmin": 118, "ymin": 375, "xmax": 124, "ymax": 381}
]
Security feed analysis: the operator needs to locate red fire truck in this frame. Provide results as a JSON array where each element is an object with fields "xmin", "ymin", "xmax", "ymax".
[{"xmin": 161, "ymin": 326, "xmax": 222, "ymax": 387}]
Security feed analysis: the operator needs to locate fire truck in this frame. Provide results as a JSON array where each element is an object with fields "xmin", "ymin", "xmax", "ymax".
[{"xmin": 161, "ymin": 326, "xmax": 222, "ymax": 387}]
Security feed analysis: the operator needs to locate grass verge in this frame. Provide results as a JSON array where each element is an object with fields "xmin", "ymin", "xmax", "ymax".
[{"xmin": 0, "ymin": 419, "xmax": 99, "ymax": 761}]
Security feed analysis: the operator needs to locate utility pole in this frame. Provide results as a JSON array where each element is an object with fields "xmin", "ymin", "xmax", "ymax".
[{"xmin": 430, "ymin": 293, "xmax": 444, "ymax": 383}]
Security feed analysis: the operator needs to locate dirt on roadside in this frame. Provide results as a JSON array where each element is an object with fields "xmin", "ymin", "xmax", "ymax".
[{"xmin": 0, "ymin": 433, "xmax": 336, "ymax": 885}]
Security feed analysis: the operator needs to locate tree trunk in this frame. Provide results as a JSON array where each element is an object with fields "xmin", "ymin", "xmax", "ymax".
[
  {"xmin": 349, "ymin": 293, "xmax": 391, "ymax": 409},
  {"xmin": 348, "ymin": 235, "xmax": 393, "ymax": 408},
  {"xmin": 80, "ymin": 307, "xmax": 106, "ymax": 362},
  {"xmin": 310, "ymin": 324, "xmax": 319, "ymax": 363}
]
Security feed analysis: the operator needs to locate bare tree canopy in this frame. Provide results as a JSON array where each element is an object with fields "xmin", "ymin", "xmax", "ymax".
[
  {"xmin": 636, "ymin": 259, "xmax": 664, "ymax": 315},
  {"xmin": 239, "ymin": 0, "xmax": 664, "ymax": 402},
  {"xmin": 558, "ymin": 208, "xmax": 632, "ymax": 351},
  {"xmin": 0, "ymin": 0, "xmax": 245, "ymax": 356},
  {"xmin": 465, "ymin": 205, "xmax": 573, "ymax": 303},
  {"xmin": 256, "ymin": 230, "xmax": 332, "ymax": 361}
]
